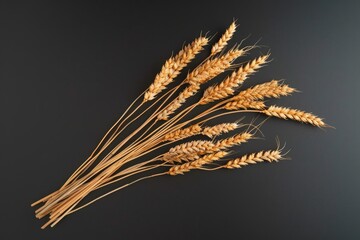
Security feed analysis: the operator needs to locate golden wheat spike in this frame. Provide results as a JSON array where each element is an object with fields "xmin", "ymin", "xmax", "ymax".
[
  {"xmin": 211, "ymin": 21, "xmax": 237, "ymax": 55},
  {"xmin": 168, "ymin": 140, "xmax": 215, "ymax": 155},
  {"xmin": 200, "ymin": 55, "xmax": 269, "ymax": 104},
  {"xmin": 163, "ymin": 152, "xmax": 200, "ymax": 164},
  {"xmin": 162, "ymin": 124, "xmax": 202, "ymax": 142},
  {"xmin": 187, "ymin": 49, "xmax": 245, "ymax": 85},
  {"xmin": 223, "ymin": 100, "xmax": 265, "ymax": 110},
  {"xmin": 263, "ymin": 105, "xmax": 326, "ymax": 127},
  {"xmin": 157, "ymin": 84, "xmax": 200, "ymax": 120},
  {"xmin": 169, "ymin": 151, "xmax": 228, "ymax": 175},
  {"xmin": 202, "ymin": 123, "xmax": 239, "ymax": 138},
  {"xmin": 214, "ymin": 132, "xmax": 253, "ymax": 149},
  {"xmin": 224, "ymin": 149, "xmax": 283, "ymax": 169},
  {"xmin": 144, "ymin": 36, "xmax": 208, "ymax": 102},
  {"xmin": 163, "ymin": 140, "xmax": 218, "ymax": 163},
  {"xmin": 158, "ymin": 49, "xmax": 245, "ymax": 120},
  {"xmin": 232, "ymin": 80, "xmax": 296, "ymax": 101},
  {"xmin": 164, "ymin": 132, "xmax": 252, "ymax": 163}
]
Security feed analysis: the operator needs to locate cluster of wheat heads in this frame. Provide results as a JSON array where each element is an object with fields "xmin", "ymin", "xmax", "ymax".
[{"xmin": 32, "ymin": 21, "xmax": 327, "ymax": 229}]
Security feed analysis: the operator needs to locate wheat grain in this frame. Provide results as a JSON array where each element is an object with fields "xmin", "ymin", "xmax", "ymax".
[
  {"xmin": 200, "ymin": 55, "xmax": 269, "ymax": 104},
  {"xmin": 144, "ymin": 36, "xmax": 208, "ymax": 102},
  {"xmin": 211, "ymin": 21, "xmax": 237, "ymax": 55},
  {"xmin": 202, "ymin": 123, "xmax": 239, "ymax": 138},
  {"xmin": 263, "ymin": 105, "xmax": 325, "ymax": 127},
  {"xmin": 223, "ymin": 100, "xmax": 265, "ymax": 110},
  {"xmin": 224, "ymin": 149, "xmax": 283, "ymax": 169},
  {"xmin": 169, "ymin": 151, "xmax": 228, "ymax": 175},
  {"xmin": 162, "ymin": 124, "xmax": 202, "ymax": 142}
]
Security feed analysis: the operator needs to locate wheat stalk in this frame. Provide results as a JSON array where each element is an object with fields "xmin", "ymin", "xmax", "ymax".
[
  {"xmin": 157, "ymin": 84, "xmax": 200, "ymax": 120},
  {"xmin": 31, "ymin": 23, "xmax": 328, "ymax": 229},
  {"xmin": 163, "ymin": 152, "xmax": 200, "ymax": 163},
  {"xmin": 164, "ymin": 131, "xmax": 252, "ymax": 163},
  {"xmin": 166, "ymin": 140, "xmax": 215, "ymax": 155},
  {"xmin": 214, "ymin": 132, "xmax": 253, "ymax": 149},
  {"xmin": 163, "ymin": 140, "xmax": 219, "ymax": 163},
  {"xmin": 187, "ymin": 49, "xmax": 245, "ymax": 85},
  {"xmin": 224, "ymin": 149, "xmax": 284, "ymax": 169},
  {"xmin": 232, "ymin": 80, "xmax": 296, "ymax": 101},
  {"xmin": 162, "ymin": 124, "xmax": 202, "ymax": 142},
  {"xmin": 169, "ymin": 151, "xmax": 228, "ymax": 175},
  {"xmin": 157, "ymin": 49, "xmax": 245, "ymax": 120},
  {"xmin": 262, "ymin": 105, "xmax": 326, "ymax": 127},
  {"xmin": 202, "ymin": 123, "xmax": 239, "ymax": 138},
  {"xmin": 199, "ymin": 55, "xmax": 269, "ymax": 104},
  {"xmin": 144, "ymin": 36, "xmax": 208, "ymax": 102},
  {"xmin": 223, "ymin": 100, "xmax": 265, "ymax": 110},
  {"xmin": 211, "ymin": 21, "xmax": 237, "ymax": 55}
]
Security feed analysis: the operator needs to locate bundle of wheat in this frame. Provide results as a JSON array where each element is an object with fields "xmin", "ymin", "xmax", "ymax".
[{"xmin": 31, "ymin": 21, "xmax": 327, "ymax": 229}]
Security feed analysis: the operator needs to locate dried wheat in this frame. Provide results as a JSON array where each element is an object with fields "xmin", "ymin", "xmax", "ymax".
[
  {"xmin": 163, "ymin": 140, "xmax": 217, "ymax": 163},
  {"xmin": 163, "ymin": 152, "xmax": 200, "ymax": 163},
  {"xmin": 187, "ymin": 49, "xmax": 244, "ymax": 85},
  {"xmin": 211, "ymin": 21, "xmax": 237, "ymax": 55},
  {"xmin": 157, "ymin": 84, "xmax": 200, "ymax": 120},
  {"xmin": 162, "ymin": 124, "xmax": 202, "ymax": 142},
  {"xmin": 232, "ymin": 80, "xmax": 296, "ymax": 101},
  {"xmin": 263, "ymin": 105, "xmax": 325, "ymax": 127},
  {"xmin": 144, "ymin": 36, "xmax": 208, "ymax": 102},
  {"xmin": 223, "ymin": 99, "xmax": 265, "ymax": 110},
  {"xmin": 200, "ymin": 55, "xmax": 269, "ymax": 104},
  {"xmin": 168, "ymin": 140, "xmax": 215, "ymax": 155},
  {"xmin": 214, "ymin": 132, "xmax": 253, "ymax": 149},
  {"xmin": 32, "ymin": 23, "xmax": 328, "ymax": 229},
  {"xmin": 224, "ymin": 149, "xmax": 283, "ymax": 169},
  {"xmin": 169, "ymin": 151, "xmax": 228, "ymax": 175},
  {"xmin": 202, "ymin": 123, "xmax": 239, "ymax": 138}
]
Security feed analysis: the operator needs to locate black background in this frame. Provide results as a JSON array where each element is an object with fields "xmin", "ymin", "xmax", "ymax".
[{"xmin": 1, "ymin": 1, "xmax": 360, "ymax": 239}]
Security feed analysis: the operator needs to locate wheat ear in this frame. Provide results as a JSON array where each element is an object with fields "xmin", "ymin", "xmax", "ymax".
[
  {"xmin": 187, "ymin": 49, "xmax": 245, "ymax": 85},
  {"xmin": 163, "ymin": 140, "xmax": 216, "ymax": 163},
  {"xmin": 232, "ymin": 80, "xmax": 296, "ymax": 101},
  {"xmin": 162, "ymin": 124, "xmax": 202, "ymax": 142},
  {"xmin": 223, "ymin": 100, "xmax": 265, "ymax": 110},
  {"xmin": 144, "ymin": 36, "xmax": 208, "ymax": 102},
  {"xmin": 163, "ymin": 152, "xmax": 201, "ymax": 163},
  {"xmin": 202, "ymin": 123, "xmax": 239, "ymax": 138},
  {"xmin": 262, "ymin": 105, "xmax": 325, "ymax": 127},
  {"xmin": 211, "ymin": 21, "xmax": 237, "ymax": 55},
  {"xmin": 157, "ymin": 84, "xmax": 200, "ymax": 120},
  {"xmin": 214, "ymin": 132, "xmax": 253, "ymax": 149},
  {"xmin": 200, "ymin": 55, "xmax": 269, "ymax": 104},
  {"xmin": 224, "ymin": 149, "xmax": 283, "ymax": 169},
  {"xmin": 158, "ymin": 49, "xmax": 244, "ymax": 120},
  {"xmin": 164, "ymin": 132, "xmax": 253, "ymax": 164},
  {"xmin": 164, "ymin": 132, "xmax": 252, "ymax": 160},
  {"xmin": 167, "ymin": 140, "xmax": 215, "ymax": 155},
  {"xmin": 169, "ymin": 151, "xmax": 228, "ymax": 175}
]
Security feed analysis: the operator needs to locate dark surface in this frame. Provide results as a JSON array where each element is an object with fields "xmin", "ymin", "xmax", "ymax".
[{"xmin": 1, "ymin": 1, "xmax": 359, "ymax": 239}]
